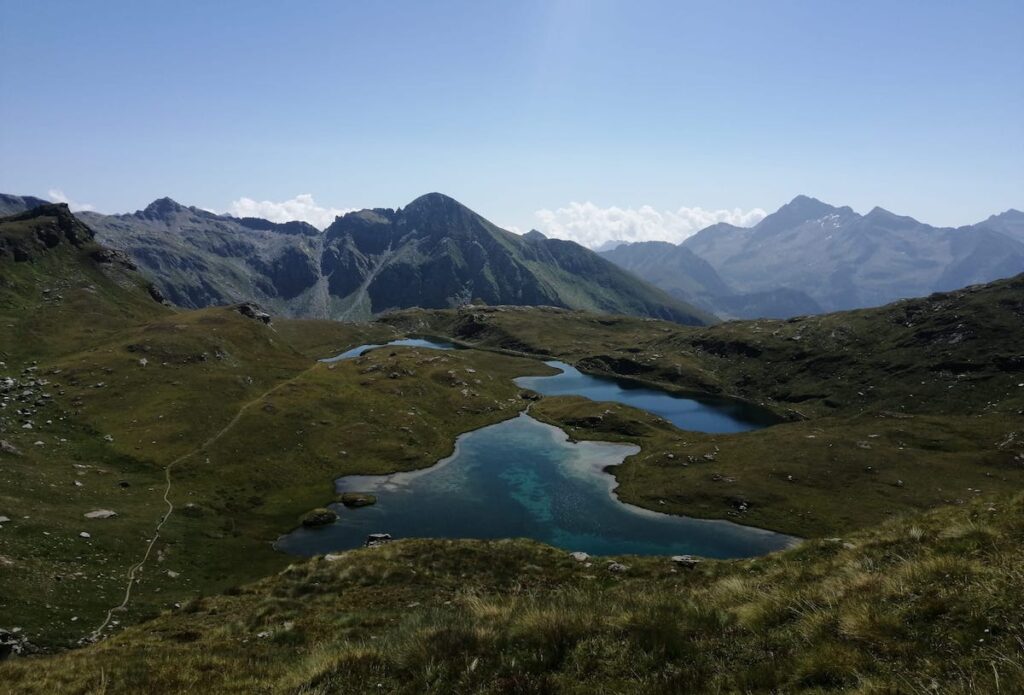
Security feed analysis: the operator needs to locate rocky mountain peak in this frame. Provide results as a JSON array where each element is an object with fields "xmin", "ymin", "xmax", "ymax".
[
  {"xmin": 862, "ymin": 206, "xmax": 920, "ymax": 229},
  {"xmin": 0, "ymin": 202, "xmax": 96, "ymax": 261},
  {"xmin": 754, "ymin": 195, "xmax": 839, "ymax": 235},
  {"xmin": 137, "ymin": 197, "xmax": 186, "ymax": 221}
]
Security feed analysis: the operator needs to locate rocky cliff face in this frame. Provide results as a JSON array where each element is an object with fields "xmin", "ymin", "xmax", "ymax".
[
  {"xmin": 1, "ymin": 194, "xmax": 710, "ymax": 325},
  {"xmin": 319, "ymin": 193, "xmax": 711, "ymax": 323}
]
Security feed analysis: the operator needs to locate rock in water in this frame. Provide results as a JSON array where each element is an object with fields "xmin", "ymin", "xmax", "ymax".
[
  {"xmin": 338, "ymin": 492, "xmax": 377, "ymax": 508},
  {"xmin": 299, "ymin": 508, "xmax": 337, "ymax": 528}
]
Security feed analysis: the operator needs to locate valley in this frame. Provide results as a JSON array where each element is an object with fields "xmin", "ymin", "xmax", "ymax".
[
  {"xmin": 1, "ymin": 203, "xmax": 1022, "ymax": 693},
  {"xmin": 4, "ymin": 3, "xmax": 1021, "ymax": 690}
]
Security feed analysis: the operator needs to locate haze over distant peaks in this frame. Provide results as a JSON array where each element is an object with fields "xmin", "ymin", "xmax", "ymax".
[{"xmin": 603, "ymin": 194, "xmax": 1024, "ymax": 317}]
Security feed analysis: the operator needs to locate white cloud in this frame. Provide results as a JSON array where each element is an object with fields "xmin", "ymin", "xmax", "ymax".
[
  {"xmin": 532, "ymin": 202, "xmax": 767, "ymax": 248},
  {"xmin": 48, "ymin": 189, "xmax": 95, "ymax": 212},
  {"xmin": 228, "ymin": 194, "xmax": 354, "ymax": 230}
]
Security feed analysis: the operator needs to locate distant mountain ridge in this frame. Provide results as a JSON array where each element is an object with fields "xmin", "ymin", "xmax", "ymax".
[
  {"xmin": 603, "ymin": 195, "xmax": 1024, "ymax": 317},
  {"xmin": 0, "ymin": 192, "xmax": 710, "ymax": 325},
  {"xmin": 599, "ymin": 240, "xmax": 823, "ymax": 319}
]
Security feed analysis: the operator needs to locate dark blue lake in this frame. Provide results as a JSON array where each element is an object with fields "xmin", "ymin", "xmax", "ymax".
[
  {"xmin": 282, "ymin": 338, "xmax": 795, "ymax": 558},
  {"xmin": 515, "ymin": 361, "xmax": 778, "ymax": 434}
]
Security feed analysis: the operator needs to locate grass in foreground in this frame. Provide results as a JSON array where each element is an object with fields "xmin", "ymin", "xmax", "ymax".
[{"xmin": 3, "ymin": 492, "xmax": 1022, "ymax": 693}]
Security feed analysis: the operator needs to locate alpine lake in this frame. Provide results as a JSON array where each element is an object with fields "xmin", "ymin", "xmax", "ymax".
[{"xmin": 277, "ymin": 339, "xmax": 796, "ymax": 558}]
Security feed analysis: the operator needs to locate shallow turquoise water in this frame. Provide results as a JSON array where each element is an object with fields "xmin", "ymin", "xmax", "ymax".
[
  {"xmin": 277, "ymin": 414, "xmax": 795, "ymax": 558},
  {"xmin": 283, "ymin": 338, "xmax": 793, "ymax": 558}
]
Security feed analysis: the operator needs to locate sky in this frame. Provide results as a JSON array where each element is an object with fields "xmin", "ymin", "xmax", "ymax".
[{"xmin": 1, "ymin": 0, "xmax": 1021, "ymax": 247}]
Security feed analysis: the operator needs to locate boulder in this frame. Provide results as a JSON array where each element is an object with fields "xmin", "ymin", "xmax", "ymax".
[
  {"xmin": 338, "ymin": 492, "xmax": 377, "ymax": 508},
  {"xmin": 364, "ymin": 532, "xmax": 392, "ymax": 548},
  {"xmin": 236, "ymin": 302, "xmax": 271, "ymax": 324},
  {"xmin": 299, "ymin": 508, "xmax": 337, "ymax": 528},
  {"xmin": 569, "ymin": 551, "xmax": 590, "ymax": 562},
  {"xmin": 671, "ymin": 555, "xmax": 701, "ymax": 569},
  {"xmin": 84, "ymin": 509, "xmax": 117, "ymax": 520},
  {"xmin": 607, "ymin": 562, "xmax": 629, "ymax": 573},
  {"xmin": 0, "ymin": 629, "xmax": 35, "ymax": 661}
]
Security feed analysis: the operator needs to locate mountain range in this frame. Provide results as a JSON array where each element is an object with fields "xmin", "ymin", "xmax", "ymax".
[
  {"xmin": 2, "ymin": 191, "xmax": 1021, "ymax": 323},
  {"xmin": 603, "ymin": 195, "xmax": 1024, "ymax": 317},
  {"xmin": 0, "ymin": 192, "xmax": 710, "ymax": 325}
]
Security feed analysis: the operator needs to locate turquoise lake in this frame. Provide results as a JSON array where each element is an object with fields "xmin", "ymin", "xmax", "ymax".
[{"xmin": 279, "ymin": 339, "xmax": 796, "ymax": 558}]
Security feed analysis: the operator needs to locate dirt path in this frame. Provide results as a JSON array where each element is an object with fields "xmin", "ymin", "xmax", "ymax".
[{"xmin": 88, "ymin": 367, "xmax": 317, "ymax": 641}]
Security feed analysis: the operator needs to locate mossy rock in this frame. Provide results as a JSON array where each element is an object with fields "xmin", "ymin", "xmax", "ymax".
[
  {"xmin": 338, "ymin": 492, "xmax": 377, "ymax": 508},
  {"xmin": 299, "ymin": 507, "xmax": 337, "ymax": 528}
]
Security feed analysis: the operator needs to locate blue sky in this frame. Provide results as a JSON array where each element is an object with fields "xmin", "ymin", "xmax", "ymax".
[{"xmin": 1, "ymin": 0, "xmax": 1021, "ymax": 245}]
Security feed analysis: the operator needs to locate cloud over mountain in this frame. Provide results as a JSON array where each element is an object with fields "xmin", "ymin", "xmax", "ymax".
[
  {"xmin": 48, "ymin": 188, "xmax": 95, "ymax": 212},
  {"xmin": 533, "ymin": 202, "xmax": 767, "ymax": 248},
  {"xmin": 229, "ymin": 194, "xmax": 354, "ymax": 230}
]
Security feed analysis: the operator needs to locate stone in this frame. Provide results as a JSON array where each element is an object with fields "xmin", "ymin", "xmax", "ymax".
[
  {"xmin": 299, "ymin": 508, "xmax": 337, "ymax": 528},
  {"xmin": 364, "ymin": 532, "xmax": 393, "ymax": 548},
  {"xmin": 79, "ymin": 532, "xmax": 91, "ymax": 539},
  {"xmin": 0, "ymin": 441, "xmax": 20, "ymax": 456},
  {"xmin": 671, "ymin": 555, "xmax": 701, "ymax": 569},
  {"xmin": 0, "ymin": 516, "xmax": 9, "ymax": 524},
  {"xmin": 569, "ymin": 551, "xmax": 590, "ymax": 562},
  {"xmin": 607, "ymin": 562, "xmax": 628, "ymax": 573},
  {"xmin": 338, "ymin": 492, "xmax": 377, "ymax": 508},
  {"xmin": 0, "ymin": 629, "xmax": 35, "ymax": 660},
  {"xmin": 84, "ymin": 510, "xmax": 117, "ymax": 519},
  {"xmin": 236, "ymin": 302, "xmax": 272, "ymax": 324}
]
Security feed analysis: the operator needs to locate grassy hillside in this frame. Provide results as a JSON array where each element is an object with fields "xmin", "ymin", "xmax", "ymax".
[
  {"xmin": 3, "ymin": 208, "xmax": 1022, "ymax": 693},
  {"xmin": 4, "ymin": 493, "xmax": 1021, "ymax": 693},
  {"xmin": 0, "ymin": 204, "xmax": 170, "ymax": 362},
  {"xmin": 0, "ymin": 207, "xmax": 553, "ymax": 648}
]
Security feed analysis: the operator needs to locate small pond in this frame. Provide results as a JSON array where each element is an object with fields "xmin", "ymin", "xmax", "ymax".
[{"xmin": 321, "ymin": 337, "xmax": 456, "ymax": 362}]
